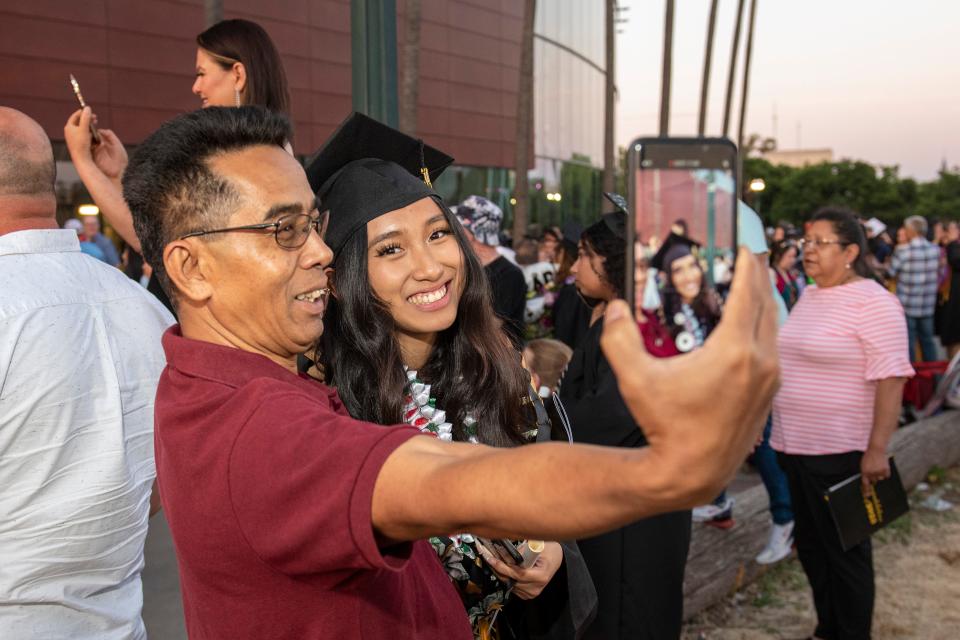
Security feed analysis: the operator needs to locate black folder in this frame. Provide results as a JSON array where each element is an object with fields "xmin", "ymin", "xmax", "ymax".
[{"xmin": 823, "ymin": 458, "xmax": 910, "ymax": 551}]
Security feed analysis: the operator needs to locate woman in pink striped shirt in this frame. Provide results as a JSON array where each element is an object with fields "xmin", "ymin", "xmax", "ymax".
[{"xmin": 772, "ymin": 207, "xmax": 914, "ymax": 640}]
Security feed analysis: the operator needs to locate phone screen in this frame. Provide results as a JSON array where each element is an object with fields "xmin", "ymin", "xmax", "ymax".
[{"xmin": 625, "ymin": 138, "xmax": 738, "ymax": 310}]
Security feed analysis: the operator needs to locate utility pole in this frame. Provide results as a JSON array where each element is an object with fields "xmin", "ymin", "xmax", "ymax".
[
  {"xmin": 351, "ymin": 0, "xmax": 399, "ymax": 127},
  {"xmin": 511, "ymin": 0, "xmax": 536, "ymax": 246},
  {"xmin": 737, "ymin": 0, "xmax": 758, "ymax": 186},
  {"xmin": 697, "ymin": 0, "xmax": 719, "ymax": 136},
  {"xmin": 658, "ymin": 0, "xmax": 675, "ymax": 136},
  {"xmin": 721, "ymin": 0, "xmax": 746, "ymax": 138},
  {"xmin": 603, "ymin": 0, "xmax": 616, "ymax": 208}
]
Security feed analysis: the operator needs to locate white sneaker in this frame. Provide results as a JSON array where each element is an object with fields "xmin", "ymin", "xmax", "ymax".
[
  {"xmin": 691, "ymin": 496, "xmax": 735, "ymax": 522},
  {"xmin": 755, "ymin": 520, "xmax": 794, "ymax": 564}
]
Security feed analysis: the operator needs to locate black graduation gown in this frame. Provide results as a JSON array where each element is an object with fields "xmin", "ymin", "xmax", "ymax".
[
  {"xmin": 558, "ymin": 318, "xmax": 692, "ymax": 640},
  {"xmin": 552, "ymin": 283, "xmax": 591, "ymax": 352},
  {"xmin": 486, "ymin": 256, "xmax": 528, "ymax": 347}
]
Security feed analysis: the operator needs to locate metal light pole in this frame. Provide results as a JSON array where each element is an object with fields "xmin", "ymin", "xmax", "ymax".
[
  {"xmin": 603, "ymin": 0, "xmax": 616, "ymax": 208},
  {"xmin": 658, "ymin": 0, "xmax": 675, "ymax": 136},
  {"xmin": 351, "ymin": 0, "xmax": 399, "ymax": 127},
  {"xmin": 697, "ymin": 0, "xmax": 719, "ymax": 136}
]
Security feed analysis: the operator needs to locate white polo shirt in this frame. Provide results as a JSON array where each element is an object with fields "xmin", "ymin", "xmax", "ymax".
[{"xmin": 0, "ymin": 229, "xmax": 174, "ymax": 639}]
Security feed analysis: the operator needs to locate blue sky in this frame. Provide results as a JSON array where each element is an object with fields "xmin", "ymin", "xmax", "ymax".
[{"xmin": 614, "ymin": 0, "xmax": 959, "ymax": 180}]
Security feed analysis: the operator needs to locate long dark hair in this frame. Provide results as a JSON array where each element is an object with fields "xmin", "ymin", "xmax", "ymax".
[
  {"xmin": 319, "ymin": 203, "xmax": 532, "ymax": 447},
  {"xmin": 660, "ymin": 259, "xmax": 721, "ymax": 342},
  {"xmin": 554, "ymin": 240, "xmax": 577, "ymax": 283},
  {"xmin": 809, "ymin": 206, "xmax": 875, "ymax": 280},
  {"xmin": 197, "ymin": 19, "xmax": 290, "ymax": 114}
]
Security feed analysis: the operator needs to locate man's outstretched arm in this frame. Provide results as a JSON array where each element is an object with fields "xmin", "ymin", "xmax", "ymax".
[{"xmin": 372, "ymin": 247, "xmax": 780, "ymax": 543}]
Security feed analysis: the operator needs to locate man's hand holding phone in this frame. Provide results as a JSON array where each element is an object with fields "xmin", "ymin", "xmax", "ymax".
[{"xmin": 601, "ymin": 247, "xmax": 780, "ymax": 505}]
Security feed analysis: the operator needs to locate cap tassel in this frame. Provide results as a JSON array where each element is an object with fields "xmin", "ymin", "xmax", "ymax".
[{"xmin": 418, "ymin": 139, "xmax": 432, "ymax": 188}]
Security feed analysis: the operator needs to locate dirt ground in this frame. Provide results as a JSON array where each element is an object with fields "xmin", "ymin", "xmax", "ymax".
[{"xmin": 682, "ymin": 465, "xmax": 960, "ymax": 640}]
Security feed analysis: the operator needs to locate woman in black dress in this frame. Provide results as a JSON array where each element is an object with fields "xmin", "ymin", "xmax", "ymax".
[
  {"xmin": 558, "ymin": 213, "xmax": 691, "ymax": 640},
  {"xmin": 938, "ymin": 221, "xmax": 960, "ymax": 358}
]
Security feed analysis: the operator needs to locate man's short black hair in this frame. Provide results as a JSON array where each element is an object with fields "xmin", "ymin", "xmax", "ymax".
[{"xmin": 122, "ymin": 106, "xmax": 292, "ymax": 302}]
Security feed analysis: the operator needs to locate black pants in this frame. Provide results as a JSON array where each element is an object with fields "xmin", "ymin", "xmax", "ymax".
[{"xmin": 777, "ymin": 452, "xmax": 874, "ymax": 640}]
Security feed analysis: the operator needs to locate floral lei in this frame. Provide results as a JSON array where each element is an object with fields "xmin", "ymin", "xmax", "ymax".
[{"xmin": 402, "ymin": 368, "xmax": 506, "ymax": 638}]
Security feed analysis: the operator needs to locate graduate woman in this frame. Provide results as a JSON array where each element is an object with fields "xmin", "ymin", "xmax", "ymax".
[
  {"xmin": 305, "ymin": 113, "xmax": 596, "ymax": 640},
  {"xmin": 558, "ymin": 211, "xmax": 691, "ymax": 640}
]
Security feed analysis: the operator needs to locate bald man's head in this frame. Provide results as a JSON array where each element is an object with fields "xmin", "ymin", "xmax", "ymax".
[{"xmin": 0, "ymin": 107, "xmax": 56, "ymax": 198}]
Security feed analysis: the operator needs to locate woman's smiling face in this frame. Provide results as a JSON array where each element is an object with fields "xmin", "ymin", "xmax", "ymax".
[
  {"xmin": 670, "ymin": 254, "xmax": 702, "ymax": 304},
  {"xmin": 365, "ymin": 198, "xmax": 464, "ymax": 340}
]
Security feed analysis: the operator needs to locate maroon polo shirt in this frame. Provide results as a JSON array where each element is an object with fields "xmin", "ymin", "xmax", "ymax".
[{"xmin": 154, "ymin": 326, "xmax": 471, "ymax": 640}]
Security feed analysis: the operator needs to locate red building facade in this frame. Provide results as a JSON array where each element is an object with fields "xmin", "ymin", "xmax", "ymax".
[{"xmin": 0, "ymin": 0, "xmax": 522, "ymax": 166}]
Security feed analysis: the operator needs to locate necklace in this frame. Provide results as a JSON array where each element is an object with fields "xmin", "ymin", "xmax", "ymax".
[{"xmin": 402, "ymin": 368, "xmax": 479, "ymax": 443}]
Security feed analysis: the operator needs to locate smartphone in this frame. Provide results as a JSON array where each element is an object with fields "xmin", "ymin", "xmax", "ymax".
[
  {"xmin": 476, "ymin": 537, "xmax": 524, "ymax": 566},
  {"xmin": 625, "ymin": 137, "xmax": 738, "ymax": 310},
  {"xmin": 68, "ymin": 74, "xmax": 101, "ymax": 144}
]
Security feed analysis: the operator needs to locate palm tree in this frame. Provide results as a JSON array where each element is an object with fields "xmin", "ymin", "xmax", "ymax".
[
  {"xmin": 204, "ymin": 0, "xmax": 222, "ymax": 27},
  {"xmin": 722, "ymin": 0, "xmax": 746, "ymax": 138},
  {"xmin": 737, "ymin": 0, "xmax": 759, "ymax": 185},
  {"xmin": 658, "ymin": 0, "xmax": 675, "ymax": 136},
  {"xmin": 697, "ymin": 0, "xmax": 719, "ymax": 136},
  {"xmin": 399, "ymin": 0, "xmax": 421, "ymax": 136},
  {"xmin": 511, "ymin": 0, "xmax": 536, "ymax": 246}
]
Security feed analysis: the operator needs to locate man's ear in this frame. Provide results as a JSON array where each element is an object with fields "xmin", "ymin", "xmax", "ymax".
[
  {"xmin": 164, "ymin": 239, "xmax": 214, "ymax": 304},
  {"xmin": 232, "ymin": 62, "xmax": 247, "ymax": 93}
]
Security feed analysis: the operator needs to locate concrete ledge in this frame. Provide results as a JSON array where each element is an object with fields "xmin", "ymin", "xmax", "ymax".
[{"xmin": 683, "ymin": 409, "xmax": 960, "ymax": 618}]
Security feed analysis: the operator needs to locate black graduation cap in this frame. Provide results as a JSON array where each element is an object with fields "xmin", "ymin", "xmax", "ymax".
[
  {"xmin": 603, "ymin": 191, "xmax": 629, "ymax": 215},
  {"xmin": 650, "ymin": 232, "xmax": 700, "ymax": 272},
  {"xmin": 598, "ymin": 192, "xmax": 628, "ymax": 239},
  {"xmin": 304, "ymin": 112, "xmax": 455, "ymax": 258}
]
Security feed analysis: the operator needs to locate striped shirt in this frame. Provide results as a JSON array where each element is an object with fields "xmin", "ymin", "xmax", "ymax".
[{"xmin": 771, "ymin": 278, "xmax": 914, "ymax": 455}]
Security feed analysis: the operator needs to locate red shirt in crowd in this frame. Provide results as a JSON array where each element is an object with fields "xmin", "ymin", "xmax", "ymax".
[{"xmin": 154, "ymin": 326, "xmax": 472, "ymax": 640}]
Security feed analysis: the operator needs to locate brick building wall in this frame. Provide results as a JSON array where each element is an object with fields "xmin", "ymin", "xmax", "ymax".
[{"xmin": 0, "ymin": 0, "xmax": 521, "ymax": 165}]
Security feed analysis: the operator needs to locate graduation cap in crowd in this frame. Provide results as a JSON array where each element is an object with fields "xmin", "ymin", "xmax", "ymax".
[
  {"xmin": 600, "ymin": 192, "xmax": 628, "ymax": 240},
  {"xmin": 305, "ymin": 112, "xmax": 455, "ymax": 258},
  {"xmin": 650, "ymin": 233, "xmax": 700, "ymax": 273}
]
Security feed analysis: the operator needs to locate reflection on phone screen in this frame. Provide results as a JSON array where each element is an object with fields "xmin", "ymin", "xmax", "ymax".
[{"xmin": 635, "ymin": 166, "xmax": 736, "ymax": 286}]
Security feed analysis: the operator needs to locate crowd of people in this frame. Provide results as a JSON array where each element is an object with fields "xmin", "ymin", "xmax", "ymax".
[{"xmin": 0, "ymin": 15, "xmax": 952, "ymax": 640}]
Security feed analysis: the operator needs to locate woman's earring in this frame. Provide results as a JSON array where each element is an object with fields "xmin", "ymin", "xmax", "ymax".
[
  {"xmin": 234, "ymin": 88, "xmax": 241, "ymax": 107},
  {"xmin": 845, "ymin": 263, "xmax": 851, "ymax": 270}
]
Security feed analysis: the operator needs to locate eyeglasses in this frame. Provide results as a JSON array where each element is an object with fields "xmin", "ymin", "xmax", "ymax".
[
  {"xmin": 179, "ymin": 211, "xmax": 329, "ymax": 249},
  {"xmin": 799, "ymin": 237, "xmax": 845, "ymax": 251}
]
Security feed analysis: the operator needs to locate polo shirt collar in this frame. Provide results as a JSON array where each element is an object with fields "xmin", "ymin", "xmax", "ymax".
[
  {"xmin": 161, "ymin": 327, "xmax": 345, "ymax": 407},
  {"xmin": 162, "ymin": 325, "xmax": 306, "ymax": 390},
  {"xmin": 0, "ymin": 229, "xmax": 81, "ymax": 257}
]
